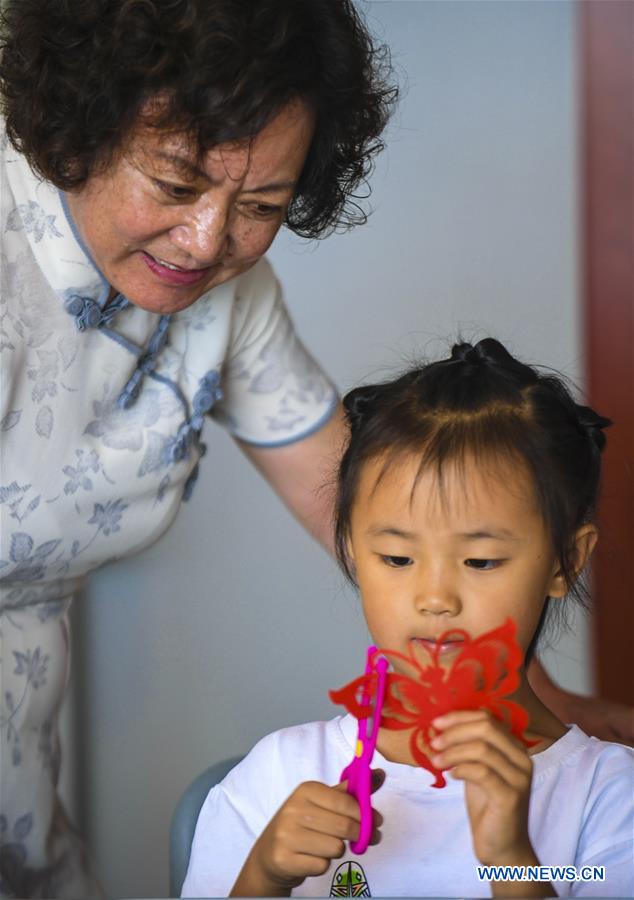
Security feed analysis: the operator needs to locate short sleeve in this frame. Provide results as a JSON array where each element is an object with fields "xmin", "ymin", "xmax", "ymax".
[
  {"xmin": 180, "ymin": 735, "xmax": 283, "ymax": 898},
  {"xmin": 211, "ymin": 258, "xmax": 338, "ymax": 446},
  {"xmin": 180, "ymin": 778, "xmax": 257, "ymax": 898},
  {"xmin": 570, "ymin": 743, "xmax": 634, "ymax": 897}
]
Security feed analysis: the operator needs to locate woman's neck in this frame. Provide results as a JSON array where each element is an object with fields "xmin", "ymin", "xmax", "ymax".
[{"xmin": 105, "ymin": 286, "xmax": 119, "ymax": 307}]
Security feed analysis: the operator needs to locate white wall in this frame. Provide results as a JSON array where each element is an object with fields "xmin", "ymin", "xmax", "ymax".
[{"xmin": 72, "ymin": 2, "xmax": 587, "ymax": 895}]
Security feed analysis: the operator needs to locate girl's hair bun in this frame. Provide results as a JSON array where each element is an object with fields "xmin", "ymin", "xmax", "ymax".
[
  {"xmin": 575, "ymin": 405, "xmax": 612, "ymax": 453},
  {"xmin": 344, "ymin": 382, "xmax": 395, "ymax": 431},
  {"xmin": 343, "ymin": 385, "xmax": 378, "ymax": 430},
  {"xmin": 450, "ymin": 342, "xmax": 484, "ymax": 366},
  {"xmin": 450, "ymin": 338, "xmax": 537, "ymax": 386}
]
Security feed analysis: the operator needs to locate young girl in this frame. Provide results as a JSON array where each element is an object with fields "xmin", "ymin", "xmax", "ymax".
[{"xmin": 182, "ymin": 339, "xmax": 633, "ymax": 899}]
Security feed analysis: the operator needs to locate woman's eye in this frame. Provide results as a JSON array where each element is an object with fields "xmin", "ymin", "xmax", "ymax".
[
  {"xmin": 243, "ymin": 202, "xmax": 283, "ymax": 220},
  {"xmin": 465, "ymin": 558, "xmax": 502, "ymax": 570},
  {"xmin": 154, "ymin": 180, "xmax": 196, "ymax": 200},
  {"xmin": 381, "ymin": 555, "xmax": 413, "ymax": 568}
]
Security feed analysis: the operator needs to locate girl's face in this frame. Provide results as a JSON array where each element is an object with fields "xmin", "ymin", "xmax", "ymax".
[{"xmin": 347, "ymin": 451, "xmax": 568, "ymax": 668}]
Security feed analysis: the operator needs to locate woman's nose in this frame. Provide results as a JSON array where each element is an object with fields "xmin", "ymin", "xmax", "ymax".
[{"xmin": 169, "ymin": 203, "xmax": 231, "ymax": 265}]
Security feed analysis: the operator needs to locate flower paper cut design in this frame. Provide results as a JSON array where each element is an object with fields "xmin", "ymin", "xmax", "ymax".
[{"xmin": 330, "ymin": 618, "xmax": 536, "ymax": 788}]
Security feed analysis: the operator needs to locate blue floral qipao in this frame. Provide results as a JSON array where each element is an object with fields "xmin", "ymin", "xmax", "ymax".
[{"xmin": 0, "ymin": 129, "xmax": 338, "ymax": 897}]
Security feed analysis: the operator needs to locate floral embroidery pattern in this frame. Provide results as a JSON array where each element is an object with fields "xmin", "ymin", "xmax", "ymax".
[
  {"xmin": 1, "ymin": 250, "xmax": 56, "ymax": 350},
  {"xmin": 1, "ymin": 584, "xmax": 70, "ymax": 621},
  {"xmin": 137, "ymin": 431, "xmax": 173, "ymax": 478},
  {"xmin": 246, "ymin": 324, "xmax": 332, "ymax": 433},
  {"xmin": 0, "ymin": 810, "xmax": 73, "ymax": 897},
  {"xmin": 178, "ymin": 295, "xmax": 216, "ymax": 332},
  {"xmin": 37, "ymin": 719, "xmax": 59, "ymax": 773},
  {"xmin": 13, "ymin": 647, "xmax": 50, "ymax": 690},
  {"xmin": 85, "ymin": 384, "xmax": 181, "ymax": 452},
  {"xmin": 5, "ymin": 201, "xmax": 63, "ymax": 242},
  {"xmin": 1, "ymin": 647, "xmax": 50, "ymax": 767},
  {"xmin": 1, "ymin": 410, "xmax": 22, "ymax": 431},
  {"xmin": 62, "ymin": 449, "xmax": 102, "ymax": 494},
  {"xmin": 0, "ymin": 482, "xmax": 41, "ymax": 524},
  {"xmin": 86, "ymin": 498, "xmax": 128, "ymax": 536},
  {"xmin": 0, "ymin": 316, "xmax": 15, "ymax": 353},
  {"xmin": 0, "ymin": 534, "xmax": 62, "ymax": 586},
  {"xmin": 27, "ymin": 350, "xmax": 59, "ymax": 403}
]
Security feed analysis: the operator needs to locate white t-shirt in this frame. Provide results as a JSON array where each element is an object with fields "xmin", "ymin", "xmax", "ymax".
[{"xmin": 182, "ymin": 716, "xmax": 634, "ymax": 898}]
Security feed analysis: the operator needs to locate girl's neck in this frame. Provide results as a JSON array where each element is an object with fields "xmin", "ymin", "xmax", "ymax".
[
  {"xmin": 512, "ymin": 670, "xmax": 568, "ymax": 750},
  {"xmin": 376, "ymin": 671, "xmax": 567, "ymax": 767}
]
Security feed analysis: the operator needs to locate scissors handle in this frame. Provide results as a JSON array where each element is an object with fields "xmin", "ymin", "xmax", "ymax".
[
  {"xmin": 347, "ymin": 760, "xmax": 373, "ymax": 854},
  {"xmin": 339, "ymin": 648, "xmax": 388, "ymax": 855}
]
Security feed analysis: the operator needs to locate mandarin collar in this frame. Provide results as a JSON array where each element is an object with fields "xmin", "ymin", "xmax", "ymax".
[{"xmin": 4, "ymin": 141, "xmax": 110, "ymax": 306}]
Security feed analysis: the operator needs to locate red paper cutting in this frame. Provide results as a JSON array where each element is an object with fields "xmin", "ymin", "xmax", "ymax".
[{"xmin": 329, "ymin": 618, "xmax": 537, "ymax": 788}]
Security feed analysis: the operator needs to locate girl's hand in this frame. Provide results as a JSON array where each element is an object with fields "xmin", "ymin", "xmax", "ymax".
[
  {"xmin": 430, "ymin": 711, "xmax": 534, "ymax": 866},
  {"xmin": 231, "ymin": 770, "xmax": 385, "ymax": 897}
]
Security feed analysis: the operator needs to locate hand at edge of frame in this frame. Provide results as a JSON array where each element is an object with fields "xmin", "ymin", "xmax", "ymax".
[{"xmin": 528, "ymin": 657, "xmax": 634, "ymax": 746}]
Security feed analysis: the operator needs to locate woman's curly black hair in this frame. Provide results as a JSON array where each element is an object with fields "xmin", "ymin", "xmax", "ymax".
[{"xmin": 0, "ymin": 0, "xmax": 397, "ymax": 238}]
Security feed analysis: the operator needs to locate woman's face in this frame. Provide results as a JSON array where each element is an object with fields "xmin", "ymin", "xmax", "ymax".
[{"xmin": 66, "ymin": 100, "xmax": 315, "ymax": 313}]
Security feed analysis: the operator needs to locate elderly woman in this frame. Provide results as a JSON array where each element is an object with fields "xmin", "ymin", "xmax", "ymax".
[
  {"xmin": 0, "ymin": 1, "xmax": 395, "ymax": 895},
  {"xmin": 0, "ymin": 1, "xmax": 631, "ymax": 898}
]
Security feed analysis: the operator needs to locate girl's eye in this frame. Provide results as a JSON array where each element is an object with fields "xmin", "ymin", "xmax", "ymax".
[
  {"xmin": 381, "ymin": 555, "xmax": 413, "ymax": 568},
  {"xmin": 465, "ymin": 558, "xmax": 503, "ymax": 570},
  {"xmin": 154, "ymin": 180, "xmax": 197, "ymax": 201}
]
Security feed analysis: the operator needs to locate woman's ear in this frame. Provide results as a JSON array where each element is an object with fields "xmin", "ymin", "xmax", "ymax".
[{"xmin": 547, "ymin": 524, "xmax": 599, "ymax": 598}]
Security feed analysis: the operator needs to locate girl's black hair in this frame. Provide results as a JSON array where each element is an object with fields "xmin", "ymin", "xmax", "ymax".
[
  {"xmin": 335, "ymin": 338, "xmax": 610, "ymax": 660},
  {"xmin": 0, "ymin": 0, "xmax": 397, "ymax": 239}
]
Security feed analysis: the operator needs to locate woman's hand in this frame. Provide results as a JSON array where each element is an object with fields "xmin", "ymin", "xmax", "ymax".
[
  {"xmin": 230, "ymin": 771, "xmax": 384, "ymax": 897},
  {"xmin": 562, "ymin": 692, "xmax": 634, "ymax": 745},
  {"xmin": 528, "ymin": 658, "xmax": 634, "ymax": 745},
  {"xmin": 430, "ymin": 711, "xmax": 534, "ymax": 866}
]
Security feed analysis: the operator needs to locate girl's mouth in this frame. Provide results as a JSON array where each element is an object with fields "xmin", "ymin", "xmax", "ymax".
[
  {"xmin": 141, "ymin": 251, "xmax": 216, "ymax": 286},
  {"xmin": 412, "ymin": 637, "xmax": 464, "ymax": 656}
]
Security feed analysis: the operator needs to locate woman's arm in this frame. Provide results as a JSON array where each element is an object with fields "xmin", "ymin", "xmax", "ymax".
[{"xmin": 236, "ymin": 403, "xmax": 346, "ymax": 555}]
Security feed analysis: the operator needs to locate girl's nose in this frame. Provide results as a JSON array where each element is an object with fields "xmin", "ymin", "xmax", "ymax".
[
  {"xmin": 413, "ymin": 567, "xmax": 461, "ymax": 617},
  {"xmin": 169, "ymin": 203, "xmax": 231, "ymax": 265}
]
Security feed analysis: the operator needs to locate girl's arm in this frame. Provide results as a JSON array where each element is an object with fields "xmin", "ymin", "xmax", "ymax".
[
  {"xmin": 231, "ymin": 776, "xmax": 383, "ymax": 898},
  {"xmin": 430, "ymin": 710, "xmax": 554, "ymax": 899}
]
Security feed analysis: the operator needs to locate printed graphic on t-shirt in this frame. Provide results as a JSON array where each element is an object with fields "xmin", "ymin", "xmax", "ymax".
[{"xmin": 329, "ymin": 861, "xmax": 371, "ymax": 897}]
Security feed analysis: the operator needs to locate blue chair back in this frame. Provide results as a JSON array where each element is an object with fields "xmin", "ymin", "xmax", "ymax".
[{"xmin": 170, "ymin": 755, "xmax": 243, "ymax": 896}]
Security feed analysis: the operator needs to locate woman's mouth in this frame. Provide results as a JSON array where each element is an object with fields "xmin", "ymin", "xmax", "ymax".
[{"xmin": 141, "ymin": 251, "xmax": 216, "ymax": 286}]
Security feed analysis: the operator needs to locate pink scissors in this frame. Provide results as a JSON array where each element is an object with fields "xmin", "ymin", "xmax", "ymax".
[{"xmin": 339, "ymin": 646, "xmax": 388, "ymax": 854}]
